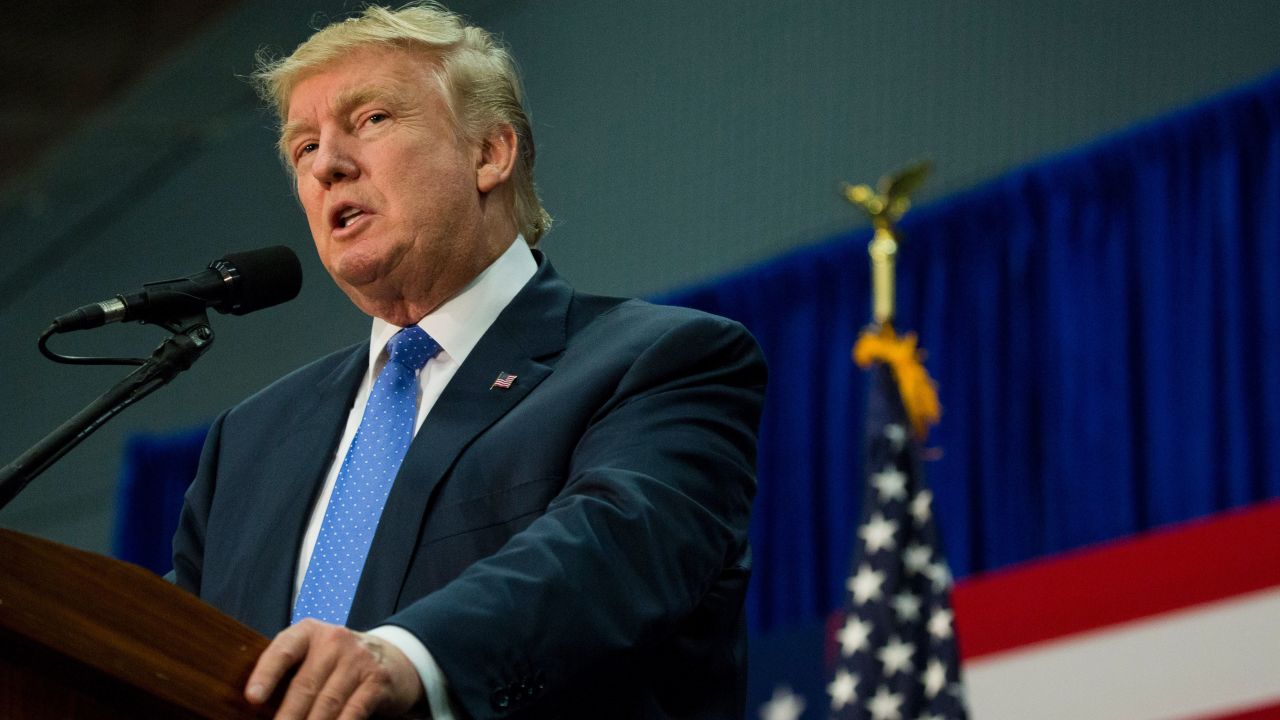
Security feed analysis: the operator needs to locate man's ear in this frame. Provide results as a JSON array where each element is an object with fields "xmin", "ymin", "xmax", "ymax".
[{"xmin": 476, "ymin": 124, "xmax": 517, "ymax": 193}]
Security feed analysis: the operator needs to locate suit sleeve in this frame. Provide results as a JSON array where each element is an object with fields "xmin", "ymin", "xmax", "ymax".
[
  {"xmin": 171, "ymin": 410, "xmax": 227, "ymax": 595},
  {"xmin": 382, "ymin": 313, "xmax": 766, "ymax": 718}
]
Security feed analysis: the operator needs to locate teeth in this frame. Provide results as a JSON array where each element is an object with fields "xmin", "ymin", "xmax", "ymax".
[{"xmin": 336, "ymin": 208, "xmax": 364, "ymax": 228}]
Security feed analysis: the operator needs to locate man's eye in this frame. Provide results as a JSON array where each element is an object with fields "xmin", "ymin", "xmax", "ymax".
[
  {"xmin": 367, "ymin": 113, "xmax": 388, "ymax": 124},
  {"xmin": 295, "ymin": 142, "xmax": 318, "ymax": 161}
]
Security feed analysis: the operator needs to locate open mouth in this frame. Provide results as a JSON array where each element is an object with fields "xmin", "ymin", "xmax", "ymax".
[
  {"xmin": 339, "ymin": 208, "xmax": 363, "ymax": 228},
  {"xmin": 331, "ymin": 204, "xmax": 368, "ymax": 230}
]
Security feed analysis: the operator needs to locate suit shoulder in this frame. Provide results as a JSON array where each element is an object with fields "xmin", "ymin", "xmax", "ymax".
[
  {"xmin": 567, "ymin": 293, "xmax": 764, "ymax": 376},
  {"xmin": 572, "ymin": 291, "xmax": 752, "ymax": 339}
]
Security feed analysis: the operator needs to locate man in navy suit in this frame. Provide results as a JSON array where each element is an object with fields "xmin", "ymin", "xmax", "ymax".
[{"xmin": 172, "ymin": 4, "xmax": 765, "ymax": 719}]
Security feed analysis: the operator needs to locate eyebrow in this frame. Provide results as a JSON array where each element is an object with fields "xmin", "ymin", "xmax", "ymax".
[{"xmin": 278, "ymin": 85, "xmax": 415, "ymax": 159}]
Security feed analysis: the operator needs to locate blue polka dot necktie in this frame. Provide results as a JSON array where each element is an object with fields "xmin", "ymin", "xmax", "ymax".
[{"xmin": 293, "ymin": 325, "xmax": 441, "ymax": 625}]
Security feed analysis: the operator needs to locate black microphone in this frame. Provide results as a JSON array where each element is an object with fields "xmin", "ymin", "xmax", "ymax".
[{"xmin": 51, "ymin": 246, "xmax": 302, "ymax": 332}]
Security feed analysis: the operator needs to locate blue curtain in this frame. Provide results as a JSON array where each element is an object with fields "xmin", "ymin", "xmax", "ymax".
[
  {"xmin": 658, "ymin": 69, "xmax": 1280, "ymax": 634},
  {"xmin": 114, "ymin": 425, "xmax": 208, "ymax": 574},
  {"xmin": 117, "ymin": 70, "xmax": 1280, "ymax": 639}
]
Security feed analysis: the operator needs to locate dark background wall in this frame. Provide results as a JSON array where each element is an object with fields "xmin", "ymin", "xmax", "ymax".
[{"xmin": 4, "ymin": 0, "xmax": 1280, "ymax": 553}]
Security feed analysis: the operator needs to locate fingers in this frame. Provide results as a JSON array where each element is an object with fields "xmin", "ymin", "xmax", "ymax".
[
  {"xmin": 334, "ymin": 681, "xmax": 385, "ymax": 720},
  {"xmin": 282, "ymin": 637, "xmax": 351, "ymax": 720},
  {"xmin": 297, "ymin": 657, "xmax": 363, "ymax": 720},
  {"xmin": 244, "ymin": 619, "xmax": 422, "ymax": 720},
  {"xmin": 246, "ymin": 619, "xmax": 318, "ymax": 705}
]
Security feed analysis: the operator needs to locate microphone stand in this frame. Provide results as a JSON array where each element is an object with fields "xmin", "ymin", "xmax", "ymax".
[{"xmin": 0, "ymin": 312, "xmax": 215, "ymax": 512}]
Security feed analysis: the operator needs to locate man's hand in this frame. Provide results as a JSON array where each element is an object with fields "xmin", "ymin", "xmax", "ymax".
[{"xmin": 245, "ymin": 619, "xmax": 425, "ymax": 719}]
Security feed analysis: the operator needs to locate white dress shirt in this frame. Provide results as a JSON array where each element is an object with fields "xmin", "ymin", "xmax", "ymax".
[{"xmin": 293, "ymin": 237, "xmax": 537, "ymax": 718}]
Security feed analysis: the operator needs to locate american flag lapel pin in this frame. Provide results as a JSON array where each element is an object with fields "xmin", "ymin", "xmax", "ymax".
[{"xmin": 490, "ymin": 372, "xmax": 517, "ymax": 390}]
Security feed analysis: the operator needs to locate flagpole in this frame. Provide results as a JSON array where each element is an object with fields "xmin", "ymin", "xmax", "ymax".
[
  {"xmin": 842, "ymin": 160, "xmax": 931, "ymax": 331},
  {"xmin": 827, "ymin": 161, "xmax": 967, "ymax": 719},
  {"xmin": 842, "ymin": 161, "xmax": 941, "ymax": 440}
]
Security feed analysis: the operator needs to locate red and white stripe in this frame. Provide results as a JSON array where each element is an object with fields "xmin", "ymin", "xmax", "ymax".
[{"xmin": 952, "ymin": 500, "xmax": 1280, "ymax": 720}]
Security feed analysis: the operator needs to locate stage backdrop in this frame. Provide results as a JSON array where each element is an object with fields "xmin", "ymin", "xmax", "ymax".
[
  {"xmin": 116, "ymin": 67, "xmax": 1280, "ymax": 715},
  {"xmin": 654, "ymin": 67, "xmax": 1280, "ymax": 634}
]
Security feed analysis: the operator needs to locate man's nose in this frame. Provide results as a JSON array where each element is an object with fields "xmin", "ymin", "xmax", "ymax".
[{"xmin": 310, "ymin": 137, "xmax": 360, "ymax": 184}]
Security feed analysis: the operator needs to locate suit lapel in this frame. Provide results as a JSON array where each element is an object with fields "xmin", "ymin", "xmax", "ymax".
[
  {"xmin": 347, "ymin": 255, "xmax": 572, "ymax": 628},
  {"xmin": 238, "ymin": 343, "xmax": 367, "ymax": 633}
]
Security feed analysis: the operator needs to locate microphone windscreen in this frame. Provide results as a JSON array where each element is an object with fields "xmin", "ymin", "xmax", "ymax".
[{"xmin": 217, "ymin": 245, "xmax": 303, "ymax": 315}]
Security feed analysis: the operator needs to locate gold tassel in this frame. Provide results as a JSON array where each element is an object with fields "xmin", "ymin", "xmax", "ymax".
[{"xmin": 853, "ymin": 327, "xmax": 941, "ymax": 439}]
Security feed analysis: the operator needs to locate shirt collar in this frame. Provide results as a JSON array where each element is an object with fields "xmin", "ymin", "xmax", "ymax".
[{"xmin": 367, "ymin": 235, "xmax": 537, "ymax": 369}]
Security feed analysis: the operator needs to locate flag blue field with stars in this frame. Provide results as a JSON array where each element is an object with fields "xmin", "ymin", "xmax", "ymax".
[{"xmin": 827, "ymin": 363, "xmax": 968, "ymax": 720}]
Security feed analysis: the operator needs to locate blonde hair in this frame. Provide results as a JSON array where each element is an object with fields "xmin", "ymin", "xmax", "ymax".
[{"xmin": 253, "ymin": 2, "xmax": 551, "ymax": 244}]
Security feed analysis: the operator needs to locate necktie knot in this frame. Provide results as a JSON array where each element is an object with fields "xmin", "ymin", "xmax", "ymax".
[{"xmin": 387, "ymin": 325, "xmax": 440, "ymax": 373}]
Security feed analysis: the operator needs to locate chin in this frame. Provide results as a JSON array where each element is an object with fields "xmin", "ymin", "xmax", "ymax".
[{"xmin": 330, "ymin": 252, "xmax": 388, "ymax": 288}]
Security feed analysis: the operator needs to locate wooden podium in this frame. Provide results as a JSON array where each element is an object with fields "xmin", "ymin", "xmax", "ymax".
[{"xmin": 0, "ymin": 529, "xmax": 275, "ymax": 719}]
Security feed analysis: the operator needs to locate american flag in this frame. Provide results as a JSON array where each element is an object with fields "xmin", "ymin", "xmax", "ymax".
[
  {"xmin": 490, "ymin": 372, "xmax": 517, "ymax": 389},
  {"xmin": 828, "ymin": 363, "xmax": 968, "ymax": 720}
]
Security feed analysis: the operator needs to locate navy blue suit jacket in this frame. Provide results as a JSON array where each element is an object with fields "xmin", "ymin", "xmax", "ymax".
[{"xmin": 173, "ymin": 254, "xmax": 766, "ymax": 719}]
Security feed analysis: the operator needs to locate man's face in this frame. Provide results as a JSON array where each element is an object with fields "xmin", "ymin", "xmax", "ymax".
[{"xmin": 284, "ymin": 46, "xmax": 493, "ymax": 323}]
